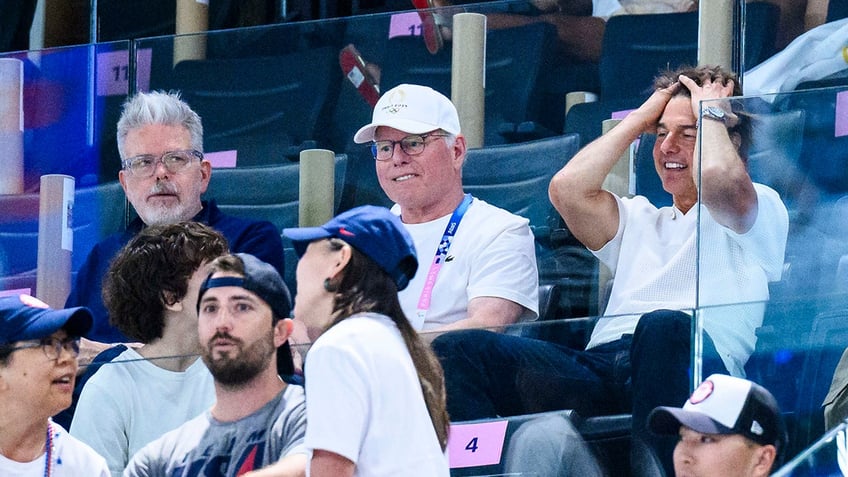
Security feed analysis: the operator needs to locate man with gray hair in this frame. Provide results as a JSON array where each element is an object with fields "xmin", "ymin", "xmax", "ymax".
[{"xmin": 65, "ymin": 91, "xmax": 285, "ymax": 346}]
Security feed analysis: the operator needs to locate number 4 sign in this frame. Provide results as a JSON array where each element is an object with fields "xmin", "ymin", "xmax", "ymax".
[{"xmin": 447, "ymin": 420, "xmax": 508, "ymax": 468}]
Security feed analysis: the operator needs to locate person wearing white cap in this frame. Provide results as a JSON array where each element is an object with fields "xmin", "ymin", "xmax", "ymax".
[
  {"xmin": 353, "ymin": 83, "xmax": 539, "ymax": 333},
  {"xmin": 649, "ymin": 373, "xmax": 787, "ymax": 477},
  {"xmin": 0, "ymin": 294, "xmax": 109, "ymax": 476}
]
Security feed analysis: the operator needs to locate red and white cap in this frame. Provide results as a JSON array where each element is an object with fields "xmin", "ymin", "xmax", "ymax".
[{"xmin": 649, "ymin": 373, "xmax": 787, "ymax": 451}]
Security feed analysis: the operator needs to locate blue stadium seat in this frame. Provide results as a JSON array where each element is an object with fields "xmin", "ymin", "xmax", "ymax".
[
  {"xmin": 378, "ymin": 22, "xmax": 560, "ymax": 145},
  {"xmin": 153, "ymin": 47, "xmax": 342, "ymax": 165},
  {"xmin": 202, "ymin": 157, "xmax": 348, "ymax": 292}
]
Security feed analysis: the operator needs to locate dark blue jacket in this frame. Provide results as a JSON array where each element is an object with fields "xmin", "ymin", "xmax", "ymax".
[{"xmin": 65, "ymin": 200, "xmax": 285, "ymax": 343}]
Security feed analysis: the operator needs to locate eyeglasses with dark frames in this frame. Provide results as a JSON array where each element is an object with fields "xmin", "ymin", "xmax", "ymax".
[
  {"xmin": 371, "ymin": 133, "xmax": 450, "ymax": 161},
  {"xmin": 6, "ymin": 337, "xmax": 81, "ymax": 360},
  {"xmin": 122, "ymin": 149, "xmax": 203, "ymax": 177}
]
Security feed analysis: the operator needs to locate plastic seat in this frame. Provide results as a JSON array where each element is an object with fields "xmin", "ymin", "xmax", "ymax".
[
  {"xmin": 154, "ymin": 47, "xmax": 342, "ymax": 165},
  {"xmin": 202, "ymin": 157, "xmax": 348, "ymax": 292},
  {"xmin": 462, "ymin": 133, "xmax": 595, "ymax": 319},
  {"xmin": 378, "ymin": 22, "xmax": 559, "ymax": 146},
  {"xmin": 95, "ymin": 0, "xmax": 278, "ymax": 42}
]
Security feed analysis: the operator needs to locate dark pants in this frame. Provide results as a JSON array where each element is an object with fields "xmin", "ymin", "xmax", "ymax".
[{"xmin": 432, "ymin": 309, "xmax": 728, "ymax": 476}]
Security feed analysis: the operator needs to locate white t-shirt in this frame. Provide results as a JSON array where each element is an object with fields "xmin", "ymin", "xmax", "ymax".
[
  {"xmin": 0, "ymin": 421, "xmax": 109, "ymax": 476},
  {"xmin": 593, "ymin": 0, "xmax": 696, "ymax": 18},
  {"xmin": 304, "ymin": 313, "xmax": 450, "ymax": 477},
  {"xmin": 393, "ymin": 198, "xmax": 539, "ymax": 330},
  {"xmin": 588, "ymin": 183, "xmax": 789, "ymax": 376},
  {"xmin": 70, "ymin": 347, "xmax": 215, "ymax": 476}
]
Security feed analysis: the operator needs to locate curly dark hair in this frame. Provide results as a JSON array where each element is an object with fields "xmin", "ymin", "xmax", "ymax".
[
  {"xmin": 654, "ymin": 64, "xmax": 751, "ymax": 158},
  {"xmin": 103, "ymin": 221, "xmax": 228, "ymax": 342}
]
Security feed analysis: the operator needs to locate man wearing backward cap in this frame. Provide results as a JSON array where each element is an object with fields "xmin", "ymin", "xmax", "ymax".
[{"xmin": 124, "ymin": 253, "xmax": 307, "ymax": 477}]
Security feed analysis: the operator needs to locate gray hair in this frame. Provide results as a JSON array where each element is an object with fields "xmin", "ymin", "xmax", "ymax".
[{"xmin": 116, "ymin": 90, "xmax": 204, "ymax": 159}]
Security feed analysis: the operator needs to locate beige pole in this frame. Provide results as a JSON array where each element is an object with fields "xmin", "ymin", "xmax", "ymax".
[
  {"xmin": 697, "ymin": 0, "xmax": 734, "ymax": 69},
  {"xmin": 299, "ymin": 149, "xmax": 336, "ymax": 227},
  {"xmin": 174, "ymin": 0, "xmax": 209, "ymax": 66},
  {"xmin": 451, "ymin": 13, "xmax": 486, "ymax": 149},
  {"xmin": 0, "ymin": 58, "xmax": 24, "ymax": 194},
  {"xmin": 36, "ymin": 174, "xmax": 74, "ymax": 308}
]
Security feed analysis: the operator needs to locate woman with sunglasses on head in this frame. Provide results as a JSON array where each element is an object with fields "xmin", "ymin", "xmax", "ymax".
[
  {"xmin": 284, "ymin": 205, "xmax": 450, "ymax": 477},
  {"xmin": 0, "ymin": 294, "xmax": 109, "ymax": 476}
]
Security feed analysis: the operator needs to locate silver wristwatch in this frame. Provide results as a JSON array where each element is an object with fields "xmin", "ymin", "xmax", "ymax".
[{"xmin": 701, "ymin": 106, "xmax": 728, "ymax": 124}]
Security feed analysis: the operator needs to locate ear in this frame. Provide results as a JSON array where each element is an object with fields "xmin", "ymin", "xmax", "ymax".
[
  {"xmin": 198, "ymin": 160, "xmax": 212, "ymax": 194},
  {"xmin": 118, "ymin": 170, "xmax": 129, "ymax": 192},
  {"xmin": 327, "ymin": 243, "xmax": 353, "ymax": 282},
  {"xmin": 752, "ymin": 444, "xmax": 777, "ymax": 476},
  {"xmin": 452, "ymin": 134, "xmax": 467, "ymax": 171},
  {"xmin": 162, "ymin": 290, "xmax": 183, "ymax": 312},
  {"xmin": 273, "ymin": 318, "xmax": 294, "ymax": 348}
]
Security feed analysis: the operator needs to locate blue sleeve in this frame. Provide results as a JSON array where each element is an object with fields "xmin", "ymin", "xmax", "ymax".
[
  {"xmin": 220, "ymin": 219, "xmax": 286, "ymax": 280},
  {"xmin": 65, "ymin": 238, "xmax": 129, "ymax": 343}
]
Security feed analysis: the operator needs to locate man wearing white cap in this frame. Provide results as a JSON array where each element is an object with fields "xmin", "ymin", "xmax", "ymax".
[
  {"xmin": 353, "ymin": 83, "xmax": 538, "ymax": 332},
  {"xmin": 648, "ymin": 373, "xmax": 787, "ymax": 477}
]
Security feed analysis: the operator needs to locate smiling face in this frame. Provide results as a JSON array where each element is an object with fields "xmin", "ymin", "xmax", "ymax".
[
  {"xmin": 0, "ymin": 330, "xmax": 79, "ymax": 417},
  {"xmin": 673, "ymin": 426, "xmax": 774, "ymax": 477},
  {"xmin": 118, "ymin": 123, "xmax": 211, "ymax": 226},
  {"xmin": 653, "ymin": 96, "xmax": 699, "ymax": 212},
  {"xmin": 374, "ymin": 126, "xmax": 466, "ymax": 223}
]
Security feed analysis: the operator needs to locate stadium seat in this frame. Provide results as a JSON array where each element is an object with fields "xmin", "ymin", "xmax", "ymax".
[
  {"xmin": 0, "ymin": 180, "xmax": 127, "ymax": 295},
  {"xmin": 378, "ymin": 22, "xmax": 559, "ymax": 146},
  {"xmin": 153, "ymin": 46, "xmax": 342, "ymax": 165},
  {"xmin": 202, "ymin": 157, "xmax": 348, "ymax": 292}
]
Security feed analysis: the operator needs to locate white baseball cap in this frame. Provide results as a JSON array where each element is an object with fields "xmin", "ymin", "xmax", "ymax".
[
  {"xmin": 649, "ymin": 374, "xmax": 787, "ymax": 451},
  {"xmin": 353, "ymin": 84, "xmax": 461, "ymax": 143}
]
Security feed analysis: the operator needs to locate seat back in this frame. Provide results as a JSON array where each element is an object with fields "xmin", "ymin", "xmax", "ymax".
[
  {"xmin": 379, "ymin": 22, "xmax": 559, "ymax": 145},
  {"xmin": 0, "ymin": 180, "xmax": 127, "ymax": 294},
  {"xmin": 203, "ymin": 157, "xmax": 348, "ymax": 231},
  {"xmin": 156, "ymin": 47, "xmax": 341, "ymax": 165},
  {"xmin": 599, "ymin": 11, "xmax": 698, "ymax": 102},
  {"xmin": 599, "ymin": 3, "xmax": 777, "ymax": 102},
  {"xmin": 96, "ymin": 0, "xmax": 276, "ymax": 42},
  {"xmin": 202, "ymin": 157, "xmax": 348, "ymax": 291},
  {"xmin": 462, "ymin": 133, "xmax": 597, "ymax": 319},
  {"xmin": 462, "ymin": 133, "xmax": 579, "ymax": 231}
]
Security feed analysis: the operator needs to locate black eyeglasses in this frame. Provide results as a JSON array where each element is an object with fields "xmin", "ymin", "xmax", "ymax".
[
  {"xmin": 122, "ymin": 149, "xmax": 203, "ymax": 177},
  {"xmin": 7, "ymin": 337, "xmax": 81, "ymax": 360},
  {"xmin": 371, "ymin": 133, "xmax": 450, "ymax": 161}
]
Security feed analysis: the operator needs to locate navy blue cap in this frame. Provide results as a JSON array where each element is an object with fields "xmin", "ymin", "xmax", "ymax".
[
  {"xmin": 283, "ymin": 205, "xmax": 418, "ymax": 291},
  {"xmin": 198, "ymin": 253, "xmax": 292, "ymax": 322},
  {"xmin": 0, "ymin": 294, "xmax": 93, "ymax": 345}
]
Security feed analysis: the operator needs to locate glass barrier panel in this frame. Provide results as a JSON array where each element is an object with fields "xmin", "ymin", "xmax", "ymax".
[
  {"xmin": 0, "ymin": 41, "xmax": 131, "ymax": 296},
  {"xmin": 698, "ymin": 86, "xmax": 848, "ymax": 465},
  {"xmin": 773, "ymin": 420, "xmax": 848, "ymax": 476}
]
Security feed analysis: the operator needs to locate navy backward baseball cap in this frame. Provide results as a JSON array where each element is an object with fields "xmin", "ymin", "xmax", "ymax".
[
  {"xmin": 197, "ymin": 253, "xmax": 292, "ymax": 322},
  {"xmin": 0, "ymin": 294, "xmax": 93, "ymax": 345},
  {"xmin": 283, "ymin": 205, "xmax": 418, "ymax": 291}
]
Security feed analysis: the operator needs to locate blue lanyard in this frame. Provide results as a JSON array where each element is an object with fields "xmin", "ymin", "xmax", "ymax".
[{"xmin": 416, "ymin": 193, "xmax": 473, "ymax": 321}]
